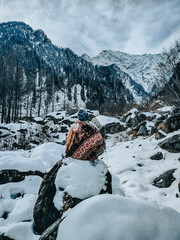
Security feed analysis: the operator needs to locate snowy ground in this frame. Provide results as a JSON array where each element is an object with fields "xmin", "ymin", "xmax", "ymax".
[
  {"xmin": 102, "ymin": 130, "xmax": 180, "ymax": 212},
  {"xmin": 0, "ymin": 114, "xmax": 180, "ymax": 239}
]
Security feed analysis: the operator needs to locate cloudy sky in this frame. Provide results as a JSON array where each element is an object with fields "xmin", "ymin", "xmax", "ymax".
[{"xmin": 0, "ymin": 0, "xmax": 180, "ymax": 56}]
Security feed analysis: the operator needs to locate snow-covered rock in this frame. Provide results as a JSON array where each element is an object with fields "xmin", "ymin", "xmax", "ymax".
[
  {"xmin": 0, "ymin": 222, "xmax": 39, "ymax": 240},
  {"xmin": 54, "ymin": 158, "xmax": 110, "ymax": 208},
  {"xmin": 0, "ymin": 143, "xmax": 65, "ymax": 173},
  {"xmin": 33, "ymin": 158, "xmax": 112, "ymax": 234},
  {"xmin": 92, "ymin": 115, "xmax": 125, "ymax": 137},
  {"xmin": 57, "ymin": 194, "xmax": 180, "ymax": 240},
  {"xmin": 158, "ymin": 134, "xmax": 180, "ymax": 152}
]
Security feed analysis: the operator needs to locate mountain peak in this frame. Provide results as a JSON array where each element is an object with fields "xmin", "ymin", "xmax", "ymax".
[
  {"xmin": 0, "ymin": 21, "xmax": 33, "ymax": 31},
  {"xmin": 0, "ymin": 21, "xmax": 51, "ymax": 47}
]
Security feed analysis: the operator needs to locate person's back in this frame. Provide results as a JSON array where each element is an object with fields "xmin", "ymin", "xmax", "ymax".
[{"xmin": 65, "ymin": 109, "xmax": 105, "ymax": 161}]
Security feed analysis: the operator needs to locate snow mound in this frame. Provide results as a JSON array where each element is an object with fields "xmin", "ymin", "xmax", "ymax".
[
  {"xmin": 57, "ymin": 194, "xmax": 180, "ymax": 240},
  {"xmin": 0, "ymin": 222, "xmax": 39, "ymax": 240},
  {"xmin": 0, "ymin": 143, "xmax": 64, "ymax": 172},
  {"xmin": 30, "ymin": 142, "xmax": 63, "ymax": 162},
  {"xmin": 157, "ymin": 106, "xmax": 173, "ymax": 112},
  {"xmin": 53, "ymin": 158, "xmax": 108, "ymax": 210}
]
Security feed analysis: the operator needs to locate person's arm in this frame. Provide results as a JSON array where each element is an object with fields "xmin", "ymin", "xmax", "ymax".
[{"xmin": 65, "ymin": 127, "xmax": 73, "ymax": 155}]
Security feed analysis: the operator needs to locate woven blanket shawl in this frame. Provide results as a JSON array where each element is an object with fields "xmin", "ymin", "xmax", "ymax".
[{"xmin": 65, "ymin": 121, "xmax": 105, "ymax": 161}]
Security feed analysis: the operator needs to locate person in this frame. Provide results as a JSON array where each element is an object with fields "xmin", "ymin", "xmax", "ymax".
[{"xmin": 65, "ymin": 109, "xmax": 105, "ymax": 161}]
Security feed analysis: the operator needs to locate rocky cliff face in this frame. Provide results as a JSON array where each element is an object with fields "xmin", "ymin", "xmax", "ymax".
[{"xmin": 82, "ymin": 50, "xmax": 164, "ymax": 102}]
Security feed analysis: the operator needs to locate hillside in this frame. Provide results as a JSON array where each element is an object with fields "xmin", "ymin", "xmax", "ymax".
[{"xmin": 0, "ymin": 21, "xmax": 134, "ymax": 123}]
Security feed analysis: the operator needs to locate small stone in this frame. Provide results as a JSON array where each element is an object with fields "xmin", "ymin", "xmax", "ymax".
[
  {"xmin": 137, "ymin": 163, "xmax": 144, "ymax": 167},
  {"xmin": 150, "ymin": 152, "xmax": 163, "ymax": 160}
]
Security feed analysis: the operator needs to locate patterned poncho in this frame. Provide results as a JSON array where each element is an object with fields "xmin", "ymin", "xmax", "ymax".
[{"xmin": 65, "ymin": 120, "xmax": 105, "ymax": 162}]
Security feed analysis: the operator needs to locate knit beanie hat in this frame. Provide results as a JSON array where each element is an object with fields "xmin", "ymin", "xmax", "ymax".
[{"xmin": 78, "ymin": 109, "xmax": 88, "ymax": 121}]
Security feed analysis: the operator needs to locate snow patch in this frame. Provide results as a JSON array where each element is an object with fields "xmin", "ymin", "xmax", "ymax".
[{"xmin": 53, "ymin": 158, "xmax": 108, "ymax": 210}]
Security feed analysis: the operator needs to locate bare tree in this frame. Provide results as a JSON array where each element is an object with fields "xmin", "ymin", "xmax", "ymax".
[{"xmin": 156, "ymin": 40, "xmax": 180, "ymax": 106}]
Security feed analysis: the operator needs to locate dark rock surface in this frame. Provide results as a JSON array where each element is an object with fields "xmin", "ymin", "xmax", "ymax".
[
  {"xmin": 0, "ymin": 169, "xmax": 44, "ymax": 184},
  {"xmin": 170, "ymin": 107, "xmax": 180, "ymax": 116},
  {"xmin": 150, "ymin": 152, "xmax": 163, "ymax": 160},
  {"xmin": 100, "ymin": 123, "xmax": 125, "ymax": 138},
  {"xmin": 136, "ymin": 125, "xmax": 148, "ymax": 136},
  {"xmin": 133, "ymin": 121, "xmax": 146, "ymax": 132},
  {"xmin": 152, "ymin": 169, "xmax": 176, "ymax": 188},
  {"xmin": 155, "ymin": 131, "xmax": 166, "ymax": 140},
  {"xmin": 0, "ymin": 235, "xmax": 14, "ymax": 240},
  {"xmin": 163, "ymin": 114, "xmax": 180, "ymax": 133},
  {"xmin": 131, "ymin": 113, "xmax": 146, "ymax": 127},
  {"xmin": 158, "ymin": 134, "xmax": 180, "ymax": 152},
  {"xmin": 39, "ymin": 218, "xmax": 63, "ymax": 240},
  {"xmin": 150, "ymin": 126, "xmax": 157, "ymax": 136},
  {"xmin": 33, "ymin": 160, "xmax": 63, "ymax": 234}
]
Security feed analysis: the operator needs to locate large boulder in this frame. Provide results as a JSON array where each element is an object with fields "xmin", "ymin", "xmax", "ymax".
[
  {"xmin": 157, "ymin": 114, "xmax": 180, "ymax": 133},
  {"xmin": 170, "ymin": 107, "xmax": 180, "ymax": 116},
  {"xmin": 158, "ymin": 134, "xmax": 180, "ymax": 152},
  {"xmin": 136, "ymin": 125, "xmax": 148, "ymax": 136},
  {"xmin": 92, "ymin": 115, "xmax": 125, "ymax": 137},
  {"xmin": 33, "ymin": 160, "xmax": 62, "ymax": 235},
  {"xmin": 123, "ymin": 109, "xmax": 147, "ymax": 128},
  {"xmin": 164, "ymin": 114, "xmax": 180, "ymax": 132},
  {"xmin": 131, "ymin": 113, "xmax": 146, "ymax": 127},
  {"xmin": 33, "ymin": 158, "xmax": 112, "ymax": 235}
]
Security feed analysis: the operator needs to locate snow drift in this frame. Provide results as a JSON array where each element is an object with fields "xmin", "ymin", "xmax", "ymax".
[{"xmin": 57, "ymin": 194, "xmax": 180, "ymax": 240}]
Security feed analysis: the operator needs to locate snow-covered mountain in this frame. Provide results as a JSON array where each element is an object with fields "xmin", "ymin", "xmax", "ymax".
[
  {"xmin": 82, "ymin": 50, "xmax": 163, "ymax": 102},
  {"xmin": 0, "ymin": 21, "xmax": 135, "ymax": 122},
  {"xmin": 0, "ymin": 21, "xmax": 167, "ymax": 123}
]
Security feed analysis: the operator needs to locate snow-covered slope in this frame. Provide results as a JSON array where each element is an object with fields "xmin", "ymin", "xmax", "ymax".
[
  {"xmin": 1, "ymin": 108, "xmax": 180, "ymax": 239},
  {"xmin": 83, "ymin": 50, "xmax": 163, "ymax": 102}
]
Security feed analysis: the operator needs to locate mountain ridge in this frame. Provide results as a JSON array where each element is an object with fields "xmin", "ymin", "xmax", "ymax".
[
  {"xmin": 0, "ymin": 21, "xmax": 135, "ymax": 121},
  {"xmin": 82, "ymin": 49, "xmax": 163, "ymax": 101}
]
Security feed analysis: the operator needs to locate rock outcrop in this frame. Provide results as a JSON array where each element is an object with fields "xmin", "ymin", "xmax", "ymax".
[
  {"xmin": 33, "ymin": 160, "xmax": 63, "ymax": 234},
  {"xmin": 0, "ymin": 169, "xmax": 44, "ymax": 184},
  {"xmin": 92, "ymin": 116, "xmax": 125, "ymax": 137},
  {"xmin": 100, "ymin": 123, "xmax": 125, "ymax": 138},
  {"xmin": 158, "ymin": 134, "xmax": 180, "ymax": 153}
]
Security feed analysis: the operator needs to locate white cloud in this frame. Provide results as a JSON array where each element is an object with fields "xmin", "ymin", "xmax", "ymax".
[{"xmin": 0, "ymin": 0, "xmax": 179, "ymax": 56}]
